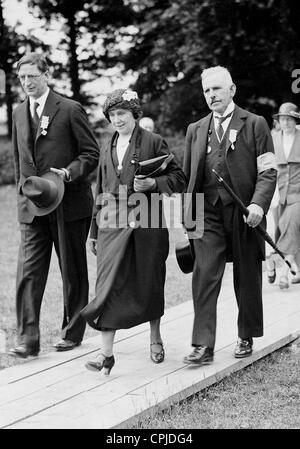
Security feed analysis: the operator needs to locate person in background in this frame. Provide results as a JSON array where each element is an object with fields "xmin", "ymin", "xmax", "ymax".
[
  {"xmin": 10, "ymin": 52, "xmax": 99, "ymax": 358},
  {"xmin": 267, "ymin": 102, "xmax": 300, "ymax": 289},
  {"xmin": 139, "ymin": 116, "xmax": 155, "ymax": 132},
  {"xmin": 81, "ymin": 89, "xmax": 186, "ymax": 375},
  {"xmin": 183, "ymin": 66, "xmax": 277, "ymax": 366},
  {"xmin": 271, "ymin": 118, "xmax": 281, "ymax": 137}
]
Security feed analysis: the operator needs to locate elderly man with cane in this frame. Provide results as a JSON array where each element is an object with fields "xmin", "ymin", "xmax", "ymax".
[{"xmin": 183, "ymin": 66, "xmax": 277, "ymax": 366}]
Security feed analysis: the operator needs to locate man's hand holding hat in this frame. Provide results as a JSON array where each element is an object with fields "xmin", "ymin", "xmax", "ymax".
[{"xmin": 50, "ymin": 167, "xmax": 71, "ymax": 182}]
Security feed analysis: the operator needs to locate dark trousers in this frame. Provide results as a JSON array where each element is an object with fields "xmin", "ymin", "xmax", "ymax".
[
  {"xmin": 16, "ymin": 213, "xmax": 91, "ymax": 349},
  {"xmin": 191, "ymin": 199, "xmax": 263, "ymax": 349}
]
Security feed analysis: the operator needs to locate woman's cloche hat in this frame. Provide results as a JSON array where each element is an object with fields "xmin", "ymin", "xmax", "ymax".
[
  {"xmin": 273, "ymin": 102, "xmax": 300, "ymax": 122},
  {"xmin": 22, "ymin": 171, "xmax": 65, "ymax": 216},
  {"xmin": 102, "ymin": 89, "xmax": 142, "ymax": 121}
]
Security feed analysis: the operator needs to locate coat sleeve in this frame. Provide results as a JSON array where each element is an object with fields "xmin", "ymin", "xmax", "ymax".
[
  {"xmin": 89, "ymin": 151, "xmax": 104, "ymax": 240},
  {"xmin": 66, "ymin": 102, "xmax": 100, "ymax": 181},
  {"xmin": 12, "ymin": 110, "xmax": 21, "ymax": 190},
  {"xmin": 250, "ymin": 115, "xmax": 277, "ymax": 214},
  {"xmin": 153, "ymin": 136, "xmax": 187, "ymax": 196},
  {"xmin": 183, "ymin": 123, "xmax": 193, "ymax": 183}
]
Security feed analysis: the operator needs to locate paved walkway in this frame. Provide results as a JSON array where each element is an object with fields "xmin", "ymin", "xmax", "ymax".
[{"xmin": 0, "ymin": 269, "xmax": 299, "ymax": 429}]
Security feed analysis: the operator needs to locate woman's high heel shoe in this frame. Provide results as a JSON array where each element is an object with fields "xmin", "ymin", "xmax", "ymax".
[
  {"xmin": 85, "ymin": 354, "xmax": 115, "ymax": 375},
  {"xmin": 150, "ymin": 342, "xmax": 165, "ymax": 364}
]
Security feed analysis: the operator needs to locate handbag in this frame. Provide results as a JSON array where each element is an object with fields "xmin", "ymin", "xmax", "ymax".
[{"xmin": 135, "ymin": 153, "xmax": 174, "ymax": 179}]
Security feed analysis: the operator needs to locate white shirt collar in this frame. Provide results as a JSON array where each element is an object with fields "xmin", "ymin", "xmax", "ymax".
[
  {"xmin": 29, "ymin": 87, "xmax": 50, "ymax": 116},
  {"xmin": 214, "ymin": 101, "xmax": 235, "ymax": 119}
]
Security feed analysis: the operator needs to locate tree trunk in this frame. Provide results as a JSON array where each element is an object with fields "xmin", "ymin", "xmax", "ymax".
[
  {"xmin": 67, "ymin": 14, "xmax": 81, "ymax": 102},
  {"xmin": 0, "ymin": 0, "xmax": 11, "ymax": 137},
  {"xmin": 5, "ymin": 80, "xmax": 12, "ymax": 137}
]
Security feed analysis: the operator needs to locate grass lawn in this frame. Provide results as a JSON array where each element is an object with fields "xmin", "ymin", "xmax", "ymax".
[{"xmin": 132, "ymin": 343, "xmax": 300, "ymax": 429}]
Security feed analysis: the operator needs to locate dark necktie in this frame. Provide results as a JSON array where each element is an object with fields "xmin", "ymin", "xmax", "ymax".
[
  {"xmin": 32, "ymin": 101, "xmax": 40, "ymax": 128},
  {"xmin": 215, "ymin": 112, "xmax": 233, "ymax": 141}
]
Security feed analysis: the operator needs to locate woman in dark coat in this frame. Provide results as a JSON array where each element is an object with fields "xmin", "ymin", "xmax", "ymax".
[{"xmin": 81, "ymin": 89, "xmax": 186, "ymax": 375}]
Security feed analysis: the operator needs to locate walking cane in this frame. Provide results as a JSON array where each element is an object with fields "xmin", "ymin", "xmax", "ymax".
[
  {"xmin": 212, "ymin": 169, "xmax": 296, "ymax": 276},
  {"xmin": 56, "ymin": 203, "xmax": 70, "ymax": 323}
]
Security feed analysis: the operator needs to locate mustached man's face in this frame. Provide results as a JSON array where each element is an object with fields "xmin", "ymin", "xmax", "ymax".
[{"xmin": 202, "ymin": 72, "xmax": 236, "ymax": 115}]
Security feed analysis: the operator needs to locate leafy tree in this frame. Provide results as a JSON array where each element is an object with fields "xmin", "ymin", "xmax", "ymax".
[
  {"xmin": 0, "ymin": 0, "xmax": 48, "ymax": 136},
  {"xmin": 28, "ymin": 0, "xmax": 137, "ymax": 104},
  {"xmin": 123, "ymin": 0, "xmax": 300, "ymax": 132}
]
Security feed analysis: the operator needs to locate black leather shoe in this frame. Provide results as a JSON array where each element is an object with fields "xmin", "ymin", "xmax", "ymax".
[
  {"xmin": 85, "ymin": 354, "xmax": 115, "ymax": 375},
  {"xmin": 183, "ymin": 346, "xmax": 214, "ymax": 365},
  {"xmin": 234, "ymin": 337, "xmax": 253, "ymax": 358},
  {"xmin": 53, "ymin": 339, "xmax": 81, "ymax": 351},
  {"xmin": 9, "ymin": 344, "xmax": 39, "ymax": 359}
]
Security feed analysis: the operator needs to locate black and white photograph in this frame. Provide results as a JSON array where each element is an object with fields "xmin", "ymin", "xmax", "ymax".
[{"xmin": 0, "ymin": 0, "xmax": 299, "ymax": 434}]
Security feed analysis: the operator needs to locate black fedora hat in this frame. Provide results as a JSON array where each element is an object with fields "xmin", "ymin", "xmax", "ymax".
[
  {"xmin": 175, "ymin": 240, "xmax": 194, "ymax": 274},
  {"xmin": 22, "ymin": 171, "xmax": 65, "ymax": 216}
]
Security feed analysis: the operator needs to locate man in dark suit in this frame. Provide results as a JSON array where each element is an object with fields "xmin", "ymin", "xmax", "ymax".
[
  {"xmin": 10, "ymin": 52, "xmax": 99, "ymax": 358},
  {"xmin": 183, "ymin": 66, "xmax": 277, "ymax": 365}
]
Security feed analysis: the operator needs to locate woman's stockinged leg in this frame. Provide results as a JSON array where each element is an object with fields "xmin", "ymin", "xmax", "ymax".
[
  {"xmin": 101, "ymin": 329, "xmax": 116, "ymax": 357},
  {"xmin": 150, "ymin": 318, "xmax": 162, "ymax": 345},
  {"xmin": 85, "ymin": 329, "xmax": 116, "ymax": 375},
  {"xmin": 150, "ymin": 318, "xmax": 165, "ymax": 364}
]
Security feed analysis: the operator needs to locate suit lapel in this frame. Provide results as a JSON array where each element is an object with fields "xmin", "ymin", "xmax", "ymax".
[
  {"xmin": 195, "ymin": 114, "xmax": 212, "ymax": 165},
  {"xmin": 119, "ymin": 124, "xmax": 140, "ymax": 183},
  {"xmin": 224, "ymin": 105, "xmax": 247, "ymax": 153},
  {"xmin": 15, "ymin": 99, "xmax": 37, "ymax": 165},
  {"xmin": 35, "ymin": 90, "xmax": 60, "ymax": 142},
  {"xmin": 288, "ymin": 129, "xmax": 300, "ymax": 162},
  {"xmin": 273, "ymin": 132, "xmax": 287, "ymax": 164},
  {"xmin": 18, "ymin": 99, "xmax": 32, "ymax": 148},
  {"xmin": 188, "ymin": 114, "xmax": 212, "ymax": 193}
]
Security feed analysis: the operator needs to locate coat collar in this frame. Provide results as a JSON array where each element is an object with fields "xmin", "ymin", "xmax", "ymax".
[
  {"xmin": 196, "ymin": 105, "xmax": 247, "ymax": 155},
  {"xmin": 274, "ymin": 129, "xmax": 300, "ymax": 164},
  {"xmin": 223, "ymin": 105, "xmax": 247, "ymax": 153},
  {"xmin": 16, "ymin": 90, "xmax": 60, "ymax": 143},
  {"xmin": 17, "ymin": 98, "xmax": 32, "ymax": 149},
  {"xmin": 35, "ymin": 89, "xmax": 60, "ymax": 141},
  {"xmin": 106, "ymin": 123, "xmax": 141, "ymax": 187}
]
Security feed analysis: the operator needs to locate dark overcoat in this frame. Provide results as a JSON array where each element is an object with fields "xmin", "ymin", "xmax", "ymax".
[
  {"xmin": 12, "ymin": 89, "xmax": 99, "ymax": 223},
  {"xmin": 81, "ymin": 124, "xmax": 187, "ymax": 330},
  {"xmin": 184, "ymin": 105, "xmax": 277, "ymax": 260}
]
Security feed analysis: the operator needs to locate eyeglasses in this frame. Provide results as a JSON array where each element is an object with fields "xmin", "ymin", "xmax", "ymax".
[{"xmin": 17, "ymin": 73, "xmax": 44, "ymax": 82}]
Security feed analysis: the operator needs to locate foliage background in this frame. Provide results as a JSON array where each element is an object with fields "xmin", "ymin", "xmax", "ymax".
[{"xmin": 1, "ymin": 0, "xmax": 300, "ymax": 184}]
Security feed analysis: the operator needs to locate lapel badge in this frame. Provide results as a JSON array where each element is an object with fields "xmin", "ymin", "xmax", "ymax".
[
  {"xmin": 40, "ymin": 115, "xmax": 50, "ymax": 136},
  {"xmin": 229, "ymin": 129, "xmax": 237, "ymax": 150}
]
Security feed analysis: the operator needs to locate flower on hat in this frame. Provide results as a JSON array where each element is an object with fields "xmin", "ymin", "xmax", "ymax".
[
  {"xmin": 122, "ymin": 90, "xmax": 138, "ymax": 102},
  {"xmin": 289, "ymin": 111, "xmax": 300, "ymax": 119},
  {"xmin": 102, "ymin": 88, "xmax": 142, "ymax": 122}
]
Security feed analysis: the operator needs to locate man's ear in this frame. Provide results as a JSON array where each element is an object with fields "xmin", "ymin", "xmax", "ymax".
[
  {"xmin": 230, "ymin": 83, "xmax": 236, "ymax": 97},
  {"xmin": 44, "ymin": 71, "xmax": 50, "ymax": 83}
]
